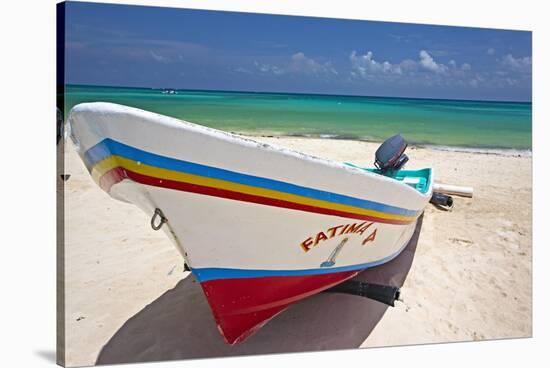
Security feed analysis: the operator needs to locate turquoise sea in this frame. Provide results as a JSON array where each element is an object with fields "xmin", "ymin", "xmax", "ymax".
[{"xmin": 64, "ymin": 84, "xmax": 532, "ymax": 150}]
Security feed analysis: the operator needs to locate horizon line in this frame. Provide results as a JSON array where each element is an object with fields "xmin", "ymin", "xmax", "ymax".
[{"xmin": 65, "ymin": 83, "xmax": 533, "ymax": 104}]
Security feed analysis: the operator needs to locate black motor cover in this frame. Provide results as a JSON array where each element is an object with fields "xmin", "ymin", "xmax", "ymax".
[
  {"xmin": 430, "ymin": 192, "xmax": 453, "ymax": 208},
  {"xmin": 374, "ymin": 134, "xmax": 409, "ymax": 171}
]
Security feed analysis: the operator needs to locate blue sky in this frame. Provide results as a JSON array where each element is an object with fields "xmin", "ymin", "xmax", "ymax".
[{"xmin": 64, "ymin": 2, "xmax": 532, "ymax": 101}]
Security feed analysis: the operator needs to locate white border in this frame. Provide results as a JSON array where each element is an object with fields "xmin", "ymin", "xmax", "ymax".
[{"xmin": 1, "ymin": 0, "xmax": 547, "ymax": 367}]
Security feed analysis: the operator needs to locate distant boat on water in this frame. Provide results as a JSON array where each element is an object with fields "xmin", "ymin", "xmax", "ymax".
[{"xmin": 161, "ymin": 88, "xmax": 177, "ymax": 95}]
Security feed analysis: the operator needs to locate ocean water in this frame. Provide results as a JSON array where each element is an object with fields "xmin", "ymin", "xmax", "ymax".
[{"xmin": 64, "ymin": 84, "xmax": 532, "ymax": 150}]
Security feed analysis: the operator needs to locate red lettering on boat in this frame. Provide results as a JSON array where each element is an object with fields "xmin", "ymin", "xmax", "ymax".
[
  {"xmin": 314, "ymin": 231, "xmax": 328, "ymax": 245},
  {"xmin": 356, "ymin": 222, "xmax": 373, "ymax": 235},
  {"xmin": 327, "ymin": 225, "xmax": 344, "ymax": 238},
  {"xmin": 362, "ymin": 229, "xmax": 377, "ymax": 245},
  {"xmin": 345, "ymin": 222, "xmax": 366, "ymax": 234},
  {"xmin": 299, "ymin": 221, "xmax": 377, "ymax": 252},
  {"xmin": 301, "ymin": 237, "xmax": 314, "ymax": 252},
  {"xmin": 339, "ymin": 224, "xmax": 349, "ymax": 235}
]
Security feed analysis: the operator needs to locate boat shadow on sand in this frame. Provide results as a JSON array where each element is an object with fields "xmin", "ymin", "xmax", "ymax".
[{"xmin": 97, "ymin": 214, "xmax": 424, "ymax": 365}]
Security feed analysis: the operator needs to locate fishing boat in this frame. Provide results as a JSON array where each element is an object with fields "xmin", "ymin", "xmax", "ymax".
[{"xmin": 67, "ymin": 102, "xmax": 434, "ymax": 344}]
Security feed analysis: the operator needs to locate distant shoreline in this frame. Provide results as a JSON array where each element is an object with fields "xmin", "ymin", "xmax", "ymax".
[{"xmin": 240, "ymin": 132, "xmax": 532, "ymax": 157}]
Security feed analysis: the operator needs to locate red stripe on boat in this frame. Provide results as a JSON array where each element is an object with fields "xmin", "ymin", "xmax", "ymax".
[
  {"xmin": 200, "ymin": 270, "xmax": 359, "ymax": 344},
  {"xmin": 98, "ymin": 167, "xmax": 127, "ymax": 192},
  {"xmin": 98, "ymin": 167, "xmax": 413, "ymax": 225}
]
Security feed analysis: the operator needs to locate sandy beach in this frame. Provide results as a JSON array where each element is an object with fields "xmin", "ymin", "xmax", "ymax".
[{"xmin": 62, "ymin": 137, "xmax": 532, "ymax": 367}]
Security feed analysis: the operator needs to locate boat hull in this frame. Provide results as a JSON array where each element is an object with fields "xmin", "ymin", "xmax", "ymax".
[
  {"xmin": 68, "ymin": 102, "xmax": 432, "ymax": 343},
  {"xmin": 202, "ymin": 270, "xmax": 360, "ymax": 344}
]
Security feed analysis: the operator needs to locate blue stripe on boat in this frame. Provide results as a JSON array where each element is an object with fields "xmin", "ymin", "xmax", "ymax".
[
  {"xmin": 84, "ymin": 138, "xmax": 420, "ymax": 217},
  {"xmin": 192, "ymin": 239, "xmax": 409, "ymax": 282}
]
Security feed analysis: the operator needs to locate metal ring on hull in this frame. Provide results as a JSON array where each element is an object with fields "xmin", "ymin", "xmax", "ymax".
[{"xmin": 151, "ymin": 208, "xmax": 167, "ymax": 230}]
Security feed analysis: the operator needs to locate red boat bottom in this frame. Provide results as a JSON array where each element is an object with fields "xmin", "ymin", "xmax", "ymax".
[{"xmin": 200, "ymin": 270, "xmax": 359, "ymax": 344}]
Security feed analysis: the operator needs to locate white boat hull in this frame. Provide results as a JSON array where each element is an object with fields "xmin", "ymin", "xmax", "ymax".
[{"xmin": 68, "ymin": 102, "xmax": 432, "ymax": 343}]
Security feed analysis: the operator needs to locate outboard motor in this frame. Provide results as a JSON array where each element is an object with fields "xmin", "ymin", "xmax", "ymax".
[{"xmin": 374, "ymin": 134, "xmax": 409, "ymax": 172}]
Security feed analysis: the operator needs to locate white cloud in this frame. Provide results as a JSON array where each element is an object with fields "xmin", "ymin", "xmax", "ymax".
[
  {"xmin": 137, "ymin": 41, "xmax": 210, "ymax": 63},
  {"xmin": 506, "ymin": 77, "xmax": 517, "ymax": 86},
  {"xmin": 271, "ymin": 66, "xmax": 285, "ymax": 75},
  {"xmin": 347, "ymin": 47, "xmax": 530, "ymax": 92},
  {"xmin": 349, "ymin": 51, "xmax": 403, "ymax": 77},
  {"xmin": 348, "ymin": 49, "xmax": 486, "ymax": 89},
  {"xmin": 468, "ymin": 74, "xmax": 485, "ymax": 88},
  {"xmin": 349, "ymin": 49, "xmax": 452, "ymax": 81},
  {"xmin": 501, "ymin": 54, "xmax": 532, "ymax": 72},
  {"xmin": 399, "ymin": 59, "xmax": 418, "ymax": 72},
  {"xmin": 149, "ymin": 50, "xmax": 170, "ymax": 63},
  {"xmin": 289, "ymin": 52, "xmax": 338, "ymax": 75},
  {"xmin": 254, "ymin": 52, "xmax": 337, "ymax": 77},
  {"xmin": 419, "ymin": 50, "xmax": 448, "ymax": 74},
  {"xmin": 254, "ymin": 61, "xmax": 285, "ymax": 75},
  {"xmin": 487, "ymin": 48, "xmax": 495, "ymax": 55}
]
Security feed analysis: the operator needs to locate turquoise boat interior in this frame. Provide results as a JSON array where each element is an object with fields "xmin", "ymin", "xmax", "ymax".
[{"xmin": 345, "ymin": 163, "xmax": 432, "ymax": 194}]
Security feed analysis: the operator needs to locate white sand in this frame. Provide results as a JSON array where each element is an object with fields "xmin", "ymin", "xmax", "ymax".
[{"xmin": 62, "ymin": 138, "xmax": 532, "ymax": 367}]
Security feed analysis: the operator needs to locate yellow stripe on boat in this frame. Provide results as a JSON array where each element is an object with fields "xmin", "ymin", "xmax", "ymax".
[{"xmin": 91, "ymin": 155, "xmax": 416, "ymax": 223}]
